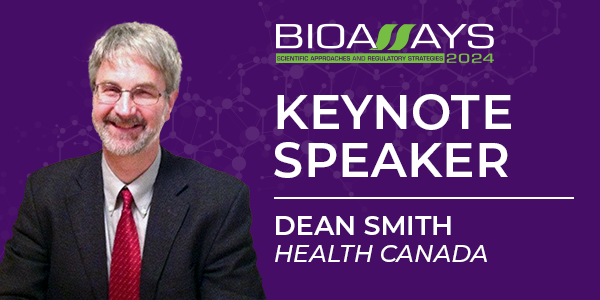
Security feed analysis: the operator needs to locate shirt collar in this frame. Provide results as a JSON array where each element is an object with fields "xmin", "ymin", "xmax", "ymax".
[{"xmin": 102, "ymin": 148, "xmax": 161, "ymax": 216}]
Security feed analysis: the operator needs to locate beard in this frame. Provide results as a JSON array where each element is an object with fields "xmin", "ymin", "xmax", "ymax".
[{"xmin": 93, "ymin": 109, "xmax": 166, "ymax": 156}]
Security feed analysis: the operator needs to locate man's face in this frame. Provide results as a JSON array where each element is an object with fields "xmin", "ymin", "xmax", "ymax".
[{"xmin": 92, "ymin": 54, "xmax": 177, "ymax": 156}]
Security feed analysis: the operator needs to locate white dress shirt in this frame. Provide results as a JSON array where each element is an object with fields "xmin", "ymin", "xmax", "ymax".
[{"xmin": 101, "ymin": 149, "xmax": 161, "ymax": 275}]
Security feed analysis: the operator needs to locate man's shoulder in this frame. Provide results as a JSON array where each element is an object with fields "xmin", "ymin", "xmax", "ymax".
[
  {"xmin": 164, "ymin": 152, "xmax": 246, "ymax": 191},
  {"xmin": 29, "ymin": 151, "xmax": 100, "ymax": 183}
]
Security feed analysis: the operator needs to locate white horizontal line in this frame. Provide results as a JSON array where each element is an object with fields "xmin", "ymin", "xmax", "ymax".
[{"xmin": 274, "ymin": 197, "xmax": 575, "ymax": 200}]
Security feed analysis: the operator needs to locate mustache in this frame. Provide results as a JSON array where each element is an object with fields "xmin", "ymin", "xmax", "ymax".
[{"xmin": 103, "ymin": 114, "xmax": 147, "ymax": 127}]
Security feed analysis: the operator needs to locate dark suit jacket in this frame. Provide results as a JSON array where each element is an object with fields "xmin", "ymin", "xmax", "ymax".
[{"xmin": 0, "ymin": 148, "xmax": 265, "ymax": 299}]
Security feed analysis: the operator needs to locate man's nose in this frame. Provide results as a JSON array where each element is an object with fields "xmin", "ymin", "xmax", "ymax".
[{"xmin": 114, "ymin": 92, "xmax": 137, "ymax": 117}]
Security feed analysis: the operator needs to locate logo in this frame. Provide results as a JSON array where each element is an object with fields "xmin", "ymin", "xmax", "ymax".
[
  {"xmin": 276, "ymin": 24, "xmax": 494, "ymax": 51},
  {"xmin": 275, "ymin": 24, "xmax": 495, "ymax": 64}
]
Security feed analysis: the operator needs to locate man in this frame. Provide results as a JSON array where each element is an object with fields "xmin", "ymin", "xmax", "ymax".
[{"xmin": 0, "ymin": 22, "xmax": 265, "ymax": 299}]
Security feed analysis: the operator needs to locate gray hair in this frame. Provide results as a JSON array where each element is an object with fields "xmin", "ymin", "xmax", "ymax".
[{"xmin": 89, "ymin": 22, "xmax": 182, "ymax": 96}]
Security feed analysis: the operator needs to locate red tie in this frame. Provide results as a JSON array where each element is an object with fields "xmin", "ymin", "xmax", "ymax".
[{"xmin": 110, "ymin": 188, "xmax": 141, "ymax": 300}]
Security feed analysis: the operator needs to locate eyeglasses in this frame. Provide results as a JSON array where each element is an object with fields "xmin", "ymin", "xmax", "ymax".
[{"xmin": 94, "ymin": 83, "xmax": 165, "ymax": 106}]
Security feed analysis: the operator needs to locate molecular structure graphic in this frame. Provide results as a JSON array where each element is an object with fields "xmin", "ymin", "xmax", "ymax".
[{"xmin": 15, "ymin": 0, "xmax": 564, "ymax": 196}]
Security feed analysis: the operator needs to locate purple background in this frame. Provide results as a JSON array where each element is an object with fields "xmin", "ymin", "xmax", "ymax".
[{"xmin": 0, "ymin": 0, "xmax": 597, "ymax": 299}]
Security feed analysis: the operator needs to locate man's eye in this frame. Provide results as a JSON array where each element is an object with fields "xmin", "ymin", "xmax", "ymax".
[
  {"xmin": 102, "ymin": 87, "xmax": 120, "ymax": 95},
  {"xmin": 134, "ymin": 89, "xmax": 155, "ymax": 99}
]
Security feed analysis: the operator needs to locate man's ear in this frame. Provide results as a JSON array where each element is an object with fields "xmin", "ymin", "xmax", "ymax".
[{"xmin": 165, "ymin": 90, "xmax": 178, "ymax": 121}]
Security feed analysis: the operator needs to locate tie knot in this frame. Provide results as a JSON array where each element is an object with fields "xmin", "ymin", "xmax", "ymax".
[{"xmin": 120, "ymin": 188, "xmax": 133, "ymax": 210}]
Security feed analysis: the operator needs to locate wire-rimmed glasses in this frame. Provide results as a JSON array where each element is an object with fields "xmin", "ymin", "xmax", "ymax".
[{"xmin": 94, "ymin": 83, "xmax": 165, "ymax": 106}]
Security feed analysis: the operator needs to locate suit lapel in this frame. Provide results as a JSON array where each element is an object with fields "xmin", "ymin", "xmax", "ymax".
[
  {"xmin": 140, "ymin": 148, "xmax": 190, "ymax": 300},
  {"xmin": 66, "ymin": 151, "xmax": 109, "ymax": 300}
]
